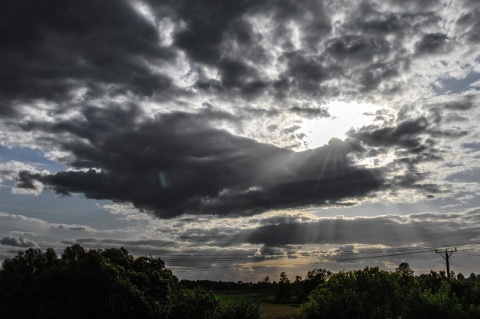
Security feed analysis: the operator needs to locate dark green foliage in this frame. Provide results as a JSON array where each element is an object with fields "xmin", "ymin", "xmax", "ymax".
[
  {"xmin": 169, "ymin": 287, "xmax": 219, "ymax": 319},
  {"xmin": 395, "ymin": 262, "xmax": 414, "ymax": 276},
  {"xmin": 275, "ymin": 272, "xmax": 292, "ymax": 303},
  {"xmin": 301, "ymin": 267, "xmax": 404, "ymax": 319},
  {"xmin": 14, "ymin": 249, "xmax": 476, "ymax": 319},
  {"xmin": 0, "ymin": 245, "xmax": 218, "ymax": 319},
  {"xmin": 295, "ymin": 268, "xmax": 331, "ymax": 303},
  {"xmin": 301, "ymin": 265, "xmax": 480, "ymax": 319},
  {"xmin": 215, "ymin": 299, "xmax": 260, "ymax": 319}
]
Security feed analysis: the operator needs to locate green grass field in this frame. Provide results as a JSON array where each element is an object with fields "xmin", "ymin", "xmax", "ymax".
[
  {"xmin": 259, "ymin": 303, "xmax": 301, "ymax": 319},
  {"xmin": 214, "ymin": 291, "xmax": 301, "ymax": 319}
]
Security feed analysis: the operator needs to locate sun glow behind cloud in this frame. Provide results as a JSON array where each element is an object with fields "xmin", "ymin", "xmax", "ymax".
[{"xmin": 300, "ymin": 101, "xmax": 382, "ymax": 149}]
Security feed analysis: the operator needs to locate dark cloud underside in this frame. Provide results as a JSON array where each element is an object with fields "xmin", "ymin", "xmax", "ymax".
[
  {"xmin": 241, "ymin": 214, "xmax": 480, "ymax": 247},
  {"xmin": 18, "ymin": 108, "xmax": 384, "ymax": 217}
]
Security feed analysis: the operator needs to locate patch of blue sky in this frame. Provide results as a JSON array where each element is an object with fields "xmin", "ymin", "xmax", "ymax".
[
  {"xmin": 434, "ymin": 72, "xmax": 480, "ymax": 95},
  {"xmin": 315, "ymin": 196, "xmax": 467, "ymax": 218},
  {"xmin": 462, "ymin": 142, "xmax": 480, "ymax": 153},
  {"xmin": 0, "ymin": 186, "xmax": 121, "ymax": 229},
  {"xmin": 446, "ymin": 168, "xmax": 480, "ymax": 184},
  {"xmin": 0, "ymin": 145, "xmax": 67, "ymax": 172}
]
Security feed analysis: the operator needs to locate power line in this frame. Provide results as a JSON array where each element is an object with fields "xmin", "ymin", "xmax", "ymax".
[
  {"xmin": 333, "ymin": 248, "xmax": 435, "ymax": 262},
  {"xmin": 456, "ymin": 251, "xmax": 480, "ymax": 257},
  {"xmin": 160, "ymin": 247, "xmax": 438, "ymax": 267},
  {"xmin": 2, "ymin": 243, "xmax": 480, "ymax": 271}
]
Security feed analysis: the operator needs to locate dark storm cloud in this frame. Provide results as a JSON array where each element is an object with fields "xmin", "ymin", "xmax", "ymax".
[
  {"xmin": 17, "ymin": 107, "xmax": 384, "ymax": 218},
  {"xmin": 0, "ymin": 0, "xmax": 175, "ymax": 117},
  {"xmin": 240, "ymin": 212, "xmax": 480, "ymax": 247}
]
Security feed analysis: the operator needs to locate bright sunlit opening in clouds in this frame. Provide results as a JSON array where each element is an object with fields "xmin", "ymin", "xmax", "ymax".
[{"xmin": 300, "ymin": 101, "xmax": 382, "ymax": 149}]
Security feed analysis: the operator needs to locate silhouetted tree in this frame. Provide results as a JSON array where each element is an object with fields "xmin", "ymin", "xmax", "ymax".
[
  {"xmin": 275, "ymin": 272, "xmax": 292, "ymax": 303},
  {"xmin": 396, "ymin": 262, "xmax": 414, "ymax": 276}
]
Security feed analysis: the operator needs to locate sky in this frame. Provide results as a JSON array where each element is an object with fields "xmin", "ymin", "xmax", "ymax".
[{"xmin": 1, "ymin": 0, "xmax": 480, "ymax": 282}]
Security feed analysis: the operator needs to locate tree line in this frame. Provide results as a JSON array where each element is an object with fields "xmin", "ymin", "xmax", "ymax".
[
  {"xmin": 1, "ymin": 246, "xmax": 480, "ymax": 318},
  {"xmin": 0, "ymin": 245, "xmax": 249, "ymax": 319},
  {"xmin": 181, "ymin": 268, "xmax": 332, "ymax": 304}
]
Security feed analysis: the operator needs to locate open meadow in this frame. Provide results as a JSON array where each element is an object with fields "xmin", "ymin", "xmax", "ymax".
[{"xmin": 214, "ymin": 291, "xmax": 301, "ymax": 319}]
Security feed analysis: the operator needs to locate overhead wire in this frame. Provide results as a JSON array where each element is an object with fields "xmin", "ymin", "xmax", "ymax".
[{"xmin": 1, "ymin": 242, "xmax": 479, "ymax": 269}]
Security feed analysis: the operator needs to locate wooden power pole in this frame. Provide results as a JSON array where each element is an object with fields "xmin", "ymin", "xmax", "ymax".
[{"xmin": 435, "ymin": 248, "xmax": 457, "ymax": 279}]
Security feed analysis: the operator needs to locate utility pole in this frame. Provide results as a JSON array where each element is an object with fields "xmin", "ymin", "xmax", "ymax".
[{"xmin": 435, "ymin": 248, "xmax": 457, "ymax": 279}]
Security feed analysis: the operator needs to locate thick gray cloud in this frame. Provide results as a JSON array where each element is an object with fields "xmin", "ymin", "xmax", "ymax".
[{"xmin": 17, "ymin": 107, "xmax": 384, "ymax": 218}]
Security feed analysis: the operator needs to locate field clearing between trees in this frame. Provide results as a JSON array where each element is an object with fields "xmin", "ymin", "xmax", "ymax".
[
  {"xmin": 214, "ymin": 290, "xmax": 275, "ymax": 302},
  {"xmin": 214, "ymin": 291, "xmax": 301, "ymax": 319},
  {"xmin": 259, "ymin": 303, "xmax": 301, "ymax": 319}
]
